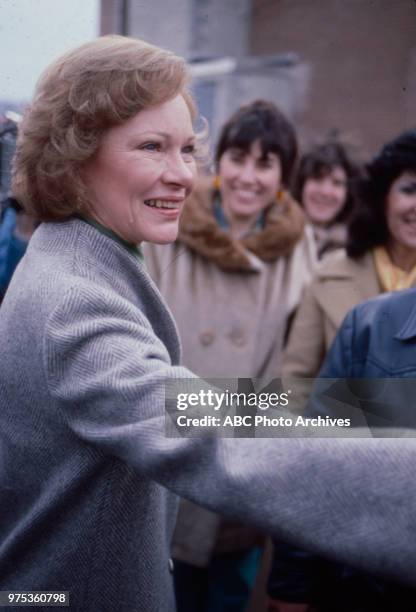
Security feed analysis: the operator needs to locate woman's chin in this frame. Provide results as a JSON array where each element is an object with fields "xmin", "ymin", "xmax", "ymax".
[{"xmin": 146, "ymin": 227, "xmax": 179, "ymax": 245}]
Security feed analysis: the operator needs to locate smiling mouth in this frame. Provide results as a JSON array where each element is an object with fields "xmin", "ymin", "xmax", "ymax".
[
  {"xmin": 144, "ymin": 199, "xmax": 180, "ymax": 210},
  {"xmin": 311, "ymin": 198, "xmax": 337, "ymax": 208},
  {"xmin": 234, "ymin": 188, "xmax": 258, "ymax": 196}
]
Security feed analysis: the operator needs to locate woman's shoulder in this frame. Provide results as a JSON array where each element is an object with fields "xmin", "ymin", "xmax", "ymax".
[
  {"xmin": 313, "ymin": 249, "xmax": 375, "ymax": 282},
  {"xmin": 284, "ymin": 224, "xmax": 318, "ymax": 275}
]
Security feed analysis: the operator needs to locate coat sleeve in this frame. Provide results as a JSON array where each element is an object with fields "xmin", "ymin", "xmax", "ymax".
[
  {"xmin": 282, "ymin": 282, "xmax": 327, "ymax": 379},
  {"xmin": 43, "ymin": 285, "xmax": 416, "ymax": 586}
]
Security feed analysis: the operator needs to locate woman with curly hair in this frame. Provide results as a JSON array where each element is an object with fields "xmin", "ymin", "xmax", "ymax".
[{"xmin": 282, "ymin": 128, "xmax": 416, "ymax": 380}]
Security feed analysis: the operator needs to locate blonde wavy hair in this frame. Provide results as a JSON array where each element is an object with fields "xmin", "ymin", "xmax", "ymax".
[{"xmin": 12, "ymin": 35, "xmax": 196, "ymax": 221}]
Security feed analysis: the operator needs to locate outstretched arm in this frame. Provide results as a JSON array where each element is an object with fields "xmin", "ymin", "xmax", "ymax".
[{"xmin": 45, "ymin": 286, "xmax": 416, "ymax": 587}]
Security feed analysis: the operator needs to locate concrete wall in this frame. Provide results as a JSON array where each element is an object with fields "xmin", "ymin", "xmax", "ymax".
[
  {"xmin": 101, "ymin": 0, "xmax": 250, "ymax": 59},
  {"xmin": 250, "ymin": 0, "xmax": 416, "ymax": 155}
]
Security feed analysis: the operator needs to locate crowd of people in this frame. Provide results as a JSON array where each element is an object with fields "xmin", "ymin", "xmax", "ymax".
[{"xmin": 0, "ymin": 34, "xmax": 416, "ymax": 612}]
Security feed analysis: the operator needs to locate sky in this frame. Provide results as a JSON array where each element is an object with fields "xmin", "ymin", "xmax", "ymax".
[{"xmin": 0, "ymin": 0, "xmax": 99, "ymax": 104}]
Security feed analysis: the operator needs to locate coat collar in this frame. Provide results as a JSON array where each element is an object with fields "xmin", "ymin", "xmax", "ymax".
[
  {"xmin": 314, "ymin": 250, "xmax": 376, "ymax": 280},
  {"xmin": 177, "ymin": 177, "xmax": 306, "ymax": 272},
  {"xmin": 394, "ymin": 289, "xmax": 416, "ymax": 341}
]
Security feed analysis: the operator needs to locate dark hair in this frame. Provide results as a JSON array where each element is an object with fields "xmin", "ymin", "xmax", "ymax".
[
  {"xmin": 215, "ymin": 100, "xmax": 297, "ymax": 186},
  {"xmin": 347, "ymin": 128, "xmax": 416, "ymax": 257},
  {"xmin": 294, "ymin": 140, "xmax": 361, "ymax": 225}
]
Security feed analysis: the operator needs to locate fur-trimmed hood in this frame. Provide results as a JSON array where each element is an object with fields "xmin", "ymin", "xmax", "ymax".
[{"xmin": 177, "ymin": 177, "xmax": 306, "ymax": 272}]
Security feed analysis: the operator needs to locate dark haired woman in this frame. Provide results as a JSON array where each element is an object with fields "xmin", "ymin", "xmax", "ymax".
[
  {"xmin": 294, "ymin": 140, "xmax": 361, "ymax": 259},
  {"xmin": 268, "ymin": 128, "xmax": 416, "ymax": 612},
  {"xmin": 282, "ymin": 128, "xmax": 416, "ymax": 380},
  {"xmin": 144, "ymin": 99, "xmax": 317, "ymax": 611}
]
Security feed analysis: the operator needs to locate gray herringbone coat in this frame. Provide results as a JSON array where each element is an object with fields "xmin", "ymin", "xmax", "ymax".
[{"xmin": 0, "ymin": 218, "xmax": 415, "ymax": 611}]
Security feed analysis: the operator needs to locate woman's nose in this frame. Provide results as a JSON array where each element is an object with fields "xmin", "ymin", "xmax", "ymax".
[
  {"xmin": 319, "ymin": 178, "xmax": 336, "ymax": 196},
  {"xmin": 238, "ymin": 161, "xmax": 256, "ymax": 183},
  {"xmin": 162, "ymin": 153, "xmax": 196, "ymax": 190}
]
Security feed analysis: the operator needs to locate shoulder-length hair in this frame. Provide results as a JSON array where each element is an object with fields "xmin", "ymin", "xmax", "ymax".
[
  {"xmin": 12, "ymin": 35, "xmax": 195, "ymax": 221},
  {"xmin": 294, "ymin": 140, "xmax": 362, "ymax": 225},
  {"xmin": 347, "ymin": 128, "xmax": 416, "ymax": 257},
  {"xmin": 215, "ymin": 100, "xmax": 297, "ymax": 187}
]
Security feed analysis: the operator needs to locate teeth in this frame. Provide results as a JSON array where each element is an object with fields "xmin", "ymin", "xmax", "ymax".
[{"xmin": 145, "ymin": 199, "xmax": 179, "ymax": 209}]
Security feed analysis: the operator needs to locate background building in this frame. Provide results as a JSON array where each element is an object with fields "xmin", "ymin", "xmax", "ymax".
[
  {"xmin": 101, "ymin": 0, "xmax": 416, "ymax": 157},
  {"xmin": 251, "ymin": 0, "xmax": 416, "ymax": 156}
]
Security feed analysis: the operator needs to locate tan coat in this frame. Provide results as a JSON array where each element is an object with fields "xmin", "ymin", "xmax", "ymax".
[
  {"xmin": 144, "ymin": 180, "xmax": 317, "ymax": 382},
  {"xmin": 282, "ymin": 250, "xmax": 383, "ymax": 379},
  {"xmin": 143, "ymin": 180, "xmax": 317, "ymax": 566}
]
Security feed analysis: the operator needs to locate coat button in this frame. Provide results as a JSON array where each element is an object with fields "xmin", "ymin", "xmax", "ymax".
[
  {"xmin": 228, "ymin": 328, "xmax": 247, "ymax": 347},
  {"xmin": 200, "ymin": 330, "xmax": 215, "ymax": 346},
  {"xmin": 169, "ymin": 558, "xmax": 174, "ymax": 573}
]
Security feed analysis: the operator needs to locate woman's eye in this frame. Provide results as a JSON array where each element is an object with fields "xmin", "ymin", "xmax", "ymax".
[
  {"xmin": 400, "ymin": 183, "xmax": 416, "ymax": 195},
  {"xmin": 140, "ymin": 142, "xmax": 161, "ymax": 152},
  {"xmin": 230, "ymin": 154, "xmax": 244, "ymax": 164},
  {"xmin": 182, "ymin": 144, "xmax": 196, "ymax": 156},
  {"xmin": 258, "ymin": 160, "xmax": 273, "ymax": 169}
]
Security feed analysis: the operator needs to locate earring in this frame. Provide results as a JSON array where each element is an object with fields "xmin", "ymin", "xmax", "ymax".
[
  {"xmin": 276, "ymin": 189, "xmax": 285, "ymax": 202},
  {"xmin": 213, "ymin": 175, "xmax": 221, "ymax": 190}
]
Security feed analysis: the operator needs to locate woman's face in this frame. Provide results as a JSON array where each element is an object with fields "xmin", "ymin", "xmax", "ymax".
[
  {"xmin": 302, "ymin": 166, "xmax": 347, "ymax": 226},
  {"xmin": 83, "ymin": 95, "xmax": 197, "ymax": 244},
  {"xmin": 385, "ymin": 171, "xmax": 416, "ymax": 253},
  {"xmin": 218, "ymin": 140, "xmax": 282, "ymax": 224}
]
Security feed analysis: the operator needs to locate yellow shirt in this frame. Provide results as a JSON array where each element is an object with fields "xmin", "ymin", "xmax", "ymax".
[{"xmin": 373, "ymin": 246, "xmax": 416, "ymax": 292}]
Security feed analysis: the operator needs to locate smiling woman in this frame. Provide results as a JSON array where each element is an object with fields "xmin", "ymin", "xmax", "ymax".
[
  {"xmin": 283, "ymin": 128, "xmax": 416, "ymax": 379},
  {"xmin": 385, "ymin": 171, "xmax": 416, "ymax": 270},
  {"xmin": 293, "ymin": 140, "xmax": 361, "ymax": 259},
  {"xmin": 2, "ymin": 35, "xmax": 416, "ymax": 612},
  {"xmin": 218, "ymin": 140, "xmax": 282, "ymax": 235},
  {"xmin": 82, "ymin": 95, "xmax": 197, "ymax": 244}
]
